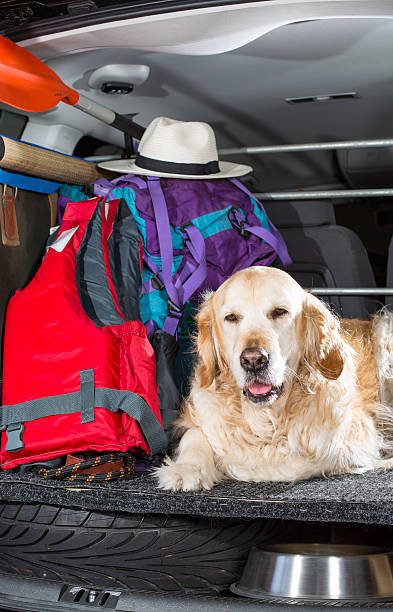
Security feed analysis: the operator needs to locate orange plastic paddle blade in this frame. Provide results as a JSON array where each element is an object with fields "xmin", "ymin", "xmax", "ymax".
[{"xmin": 0, "ymin": 35, "xmax": 79, "ymax": 112}]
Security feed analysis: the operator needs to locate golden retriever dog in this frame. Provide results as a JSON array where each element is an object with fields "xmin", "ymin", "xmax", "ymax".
[{"xmin": 156, "ymin": 266, "xmax": 393, "ymax": 491}]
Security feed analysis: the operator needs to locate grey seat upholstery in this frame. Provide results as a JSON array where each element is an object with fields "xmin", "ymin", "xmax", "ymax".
[{"xmin": 264, "ymin": 200, "xmax": 379, "ymax": 319}]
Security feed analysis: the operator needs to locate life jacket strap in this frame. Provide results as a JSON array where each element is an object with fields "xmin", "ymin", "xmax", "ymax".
[{"xmin": 1, "ymin": 385, "xmax": 167, "ymax": 456}]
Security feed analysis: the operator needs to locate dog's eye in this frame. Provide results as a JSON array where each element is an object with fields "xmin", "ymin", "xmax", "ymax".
[
  {"xmin": 271, "ymin": 307, "xmax": 288, "ymax": 320},
  {"xmin": 225, "ymin": 313, "xmax": 239, "ymax": 322}
]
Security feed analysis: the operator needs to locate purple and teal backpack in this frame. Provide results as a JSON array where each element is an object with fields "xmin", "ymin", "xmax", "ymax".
[{"xmin": 59, "ymin": 175, "xmax": 291, "ymax": 337}]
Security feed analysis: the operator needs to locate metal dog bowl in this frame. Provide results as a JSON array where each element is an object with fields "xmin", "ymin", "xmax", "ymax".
[{"xmin": 231, "ymin": 543, "xmax": 393, "ymax": 603}]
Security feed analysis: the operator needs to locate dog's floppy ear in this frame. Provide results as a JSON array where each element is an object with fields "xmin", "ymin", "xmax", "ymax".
[
  {"xmin": 300, "ymin": 292, "xmax": 344, "ymax": 380},
  {"xmin": 195, "ymin": 291, "xmax": 220, "ymax": 388}
]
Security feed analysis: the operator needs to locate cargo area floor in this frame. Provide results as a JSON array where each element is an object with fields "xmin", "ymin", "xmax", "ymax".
[{"xmin": 0, "ymin": 469, "xmax": 393, "ymax": 524}]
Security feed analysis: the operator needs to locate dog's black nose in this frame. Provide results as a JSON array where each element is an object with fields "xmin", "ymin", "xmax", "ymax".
[{"xmin": 240, "ymin": 347, "xmax": 269, "ymax": 371}]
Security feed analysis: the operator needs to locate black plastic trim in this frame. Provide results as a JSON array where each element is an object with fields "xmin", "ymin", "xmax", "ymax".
[{"xmin": 0, "ymin": 574, "xmax": 386, "ymax": 611}]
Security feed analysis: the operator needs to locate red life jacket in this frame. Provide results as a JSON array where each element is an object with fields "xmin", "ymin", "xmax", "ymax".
[{"xmin": 0, "ymin": 197, "xmax": 167, "ymax": 470}]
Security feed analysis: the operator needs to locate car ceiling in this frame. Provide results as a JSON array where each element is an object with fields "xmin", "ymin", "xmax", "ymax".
[{"xmin": 3, "ymin": 1, "xmax": 393, "ymax": 189}]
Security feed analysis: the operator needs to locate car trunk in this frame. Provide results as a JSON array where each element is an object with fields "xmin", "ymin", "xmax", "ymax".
[{"xmin": 2, "ymin": 1, "xmax": 393, "ymax": 608}]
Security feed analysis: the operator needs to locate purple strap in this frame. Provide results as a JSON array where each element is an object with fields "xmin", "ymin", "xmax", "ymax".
[
  {"xmin": 229, "ymin": 208, "xmax": 287, "ymax": 259},
  {"xmin": 142, "ymin": 225, "xmax": 206, "ymax": 303},
  {"xmin": 146, "ymin": 177, "xmax": 180, "ymax": 309},
  {"xmin": 118, "ymin": 174, "xmax": 147, "ymax": 189},
  {"xmin": 141, "ymin": 277, "xmax": 157, "ymax": 296},
  {"xmin": 177, "ymin": 225, "xmax": 206, "ymax": 304},
  {"xmin": 94, "ymin": 174, "xmax": 147, "ymax": 200},
  {"xmin": 162, "ymin": 225, "xmax": 206, "ymax": 335},
  {"xmin": 164, "ymin": 309, "xmax": 183, "ymax": 336},
  {"xmin": 142, "ymin": 227, "xmax": 206, "ymax": 300},
  {"xmin": 229, "ymin": 178, "xmax": 292, "ymax": 266},
  {"xmin": 143, "ymin": 252, "xmax": 161, "ymax": 281},
  {"xmin": 144, "ymin": 319, "xmax": 156, "ymax": 335},
  {"xmin": 93, "ymin": 177, "xmax": 115, "ymax": 199}
]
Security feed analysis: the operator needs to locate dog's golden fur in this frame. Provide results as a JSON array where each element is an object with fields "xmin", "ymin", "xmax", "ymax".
[{"xmin": 156, "ymin": 267, "xmax": 393, "ymax": 491}]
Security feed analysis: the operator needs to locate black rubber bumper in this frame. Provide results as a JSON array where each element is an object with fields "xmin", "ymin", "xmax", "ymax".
[{"xmin": 0, "ymin": 574, "xmax": 390, "ymax": 611}]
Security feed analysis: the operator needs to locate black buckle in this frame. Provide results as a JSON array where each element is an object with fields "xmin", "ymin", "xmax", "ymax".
[
  {"xmin": 151, "ymin": 274, "xmax": 165, "ymax": 291},
  {"xmin": 167, "ymin": 298, "xmax": 183, "ymax": 317},
  {"xmin": 238, "ymin": 221, "xmax": 250, "ymax": 239},
  {"xmin": 227, "ymin": 207, "xmax": 250, "ymax": 240}
]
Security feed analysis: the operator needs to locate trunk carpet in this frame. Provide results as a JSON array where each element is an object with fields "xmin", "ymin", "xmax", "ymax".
[{"xmin": 0, "ymin": 469, "xmax": 392, "ymax": 524}]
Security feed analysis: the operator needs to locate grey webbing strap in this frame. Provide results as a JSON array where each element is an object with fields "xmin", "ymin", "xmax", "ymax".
[
  {"xmin": 1, "ymin": 388, "xmax": 167, "ymax": 456},
  {"xmin": 100, "ymin": 389, "xmax": 167, "ymax": 457},
  {"xmin": 80, "ymin": 369, "xmax": 95, "ymax": 424}
]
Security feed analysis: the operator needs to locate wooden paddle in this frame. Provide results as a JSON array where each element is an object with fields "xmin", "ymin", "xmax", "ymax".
[{"xmin": 0, "ymin": 135, "xmax": 113, "ymax": 185}]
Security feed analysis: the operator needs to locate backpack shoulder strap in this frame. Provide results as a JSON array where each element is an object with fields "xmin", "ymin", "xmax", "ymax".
[{"xmin": 145, "ymin": 177, "xmax": 206, "ymax": 336}]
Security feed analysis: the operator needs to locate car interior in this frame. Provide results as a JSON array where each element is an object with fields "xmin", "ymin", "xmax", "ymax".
[{"xmin": 1, "ymin": 0, "xmax": 393, "ymax": 609}]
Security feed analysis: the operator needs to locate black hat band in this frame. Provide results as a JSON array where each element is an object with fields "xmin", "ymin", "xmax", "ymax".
[{"xmin": 135, "ymin": 153, "xmax": 220, "ymax": 175}]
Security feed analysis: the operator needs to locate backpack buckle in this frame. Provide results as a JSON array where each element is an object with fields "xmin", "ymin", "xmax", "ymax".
[
  {"xmin": 228, "ymin": 207, "xmax": 250, "ymax": 240},
  {"xmin": 238, "ymin": 221, "xmax": 250, "ymax": 239},
  {"xmin": 151, "ymin": 273, "xmax": 165, "ymax": 291},
  {"xmin": 167, "ymin": 298, "xmax": 183, "ymax": 318}
]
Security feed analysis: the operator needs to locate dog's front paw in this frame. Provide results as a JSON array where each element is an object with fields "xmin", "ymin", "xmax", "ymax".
[{"xmin": 155, "ymin": 458, "xmax": 214, "ymax": 491}]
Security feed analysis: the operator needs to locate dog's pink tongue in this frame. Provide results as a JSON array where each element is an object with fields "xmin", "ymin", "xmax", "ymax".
[{"xmin": 248, "ymin": 383, "xmax": 272, "ymax": 395}]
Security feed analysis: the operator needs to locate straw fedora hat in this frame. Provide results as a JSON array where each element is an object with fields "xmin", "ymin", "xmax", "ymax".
[{"xmin": 98, "ymin": 116, "xmax": 252, "ymax": 179}]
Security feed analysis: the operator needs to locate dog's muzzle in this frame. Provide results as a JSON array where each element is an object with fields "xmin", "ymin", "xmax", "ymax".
[{"xmin": 240, "ymin": 347, "xmax": 283, "ymax": 404}]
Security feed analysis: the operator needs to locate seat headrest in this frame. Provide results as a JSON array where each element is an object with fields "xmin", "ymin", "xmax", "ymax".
[{"xmin": 263, "ymin": 200, "xmax": 336, "ymax": 228}]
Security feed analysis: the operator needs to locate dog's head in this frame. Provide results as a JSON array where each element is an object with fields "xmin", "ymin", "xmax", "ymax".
[{"xmin": 195, "ymin": 267, "xmax": 344, "ymax": 405}]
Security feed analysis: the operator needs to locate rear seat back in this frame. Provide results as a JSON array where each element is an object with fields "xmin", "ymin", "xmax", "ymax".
[{"xmin": 263, "ymin": 200, "xmax": 379, "ymax": 319}]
